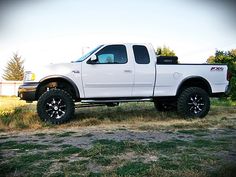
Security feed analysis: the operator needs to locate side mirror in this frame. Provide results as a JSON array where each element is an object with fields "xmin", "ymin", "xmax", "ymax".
[
  {"xmin": 91, "ymin": 54, "xmax": 97, "ymax": 61},
  {"xmin": 87, "ymin": 54, "xmax": 98, "ymax": 64}
]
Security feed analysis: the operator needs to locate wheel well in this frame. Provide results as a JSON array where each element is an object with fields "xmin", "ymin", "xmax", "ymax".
[
  {"xmin": 177, "ymin": 77, "xmax": 212, "ymax": 96},
  {"xmin": 36, "ymin": 78, "xmax": 79, "ymax": 100}
]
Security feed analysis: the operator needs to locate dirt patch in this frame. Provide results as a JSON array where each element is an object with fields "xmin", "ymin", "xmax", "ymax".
[{"xmin": 1, "ymin": 125, "xmax": 236, "ymax": 177}]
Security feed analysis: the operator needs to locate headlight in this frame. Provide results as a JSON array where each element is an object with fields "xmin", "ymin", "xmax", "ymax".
[{"xmin": 24, "ymin": 71, "xmax": 36, "ymax": 81}]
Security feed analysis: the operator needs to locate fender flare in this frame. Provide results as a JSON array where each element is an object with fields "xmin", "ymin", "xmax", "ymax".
[
  {"xmin": 38, "ymin": 75, "xmax": 80, "ymax": 98},
  {"xmin": 176, "ymin": 76, "xmax": 212, "ymax": 96}
]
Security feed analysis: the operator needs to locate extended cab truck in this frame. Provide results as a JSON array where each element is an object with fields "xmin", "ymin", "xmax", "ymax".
[{"xmin": 18, "ymin": 43, "xmax": 230, "ymax": 124}]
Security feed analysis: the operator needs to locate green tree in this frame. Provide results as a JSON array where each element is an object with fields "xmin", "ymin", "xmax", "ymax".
[
  {"xmin": 3, "ymin": 53, "xmax": 24, "ymax": 81},
  {"xmin": 156, "ymin": 46, "xmax": 176, "ymax": 56},
  {"xmin": 207, "ymin": 49, "xmax": 236, "ymax": 100}
]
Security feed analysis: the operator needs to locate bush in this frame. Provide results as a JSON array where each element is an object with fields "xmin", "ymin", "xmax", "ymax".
[
  {"xmin": 230, "ymin": 76, "xmax": 236, "ymax": 100},
  {"xmin": 207, "ymin": 49, "xmax": 236, "ymax": 100}
]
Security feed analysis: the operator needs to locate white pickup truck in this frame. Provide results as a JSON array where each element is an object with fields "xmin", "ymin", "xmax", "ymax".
[{"xmin": 18, "ymin": 43, "xmax": 230, "ymax": 124}]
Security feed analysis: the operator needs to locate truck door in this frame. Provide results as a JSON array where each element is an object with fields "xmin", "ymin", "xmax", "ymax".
[
  {"xmin": 82, "ymin": 44, "xmax": 134, "ymax": 98},
  {"xmin": 132, "ymin": 45, "xmax": 156, "ymax": 97}
]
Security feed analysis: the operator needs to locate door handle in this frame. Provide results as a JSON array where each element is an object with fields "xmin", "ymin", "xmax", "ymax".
[
  {"xmin": 124, "ymin": 70, "xmax": 132, "ymax": 73},
  {"xmin": 72, "ymin": 70, "xmax": 80, "ymax": 74}
]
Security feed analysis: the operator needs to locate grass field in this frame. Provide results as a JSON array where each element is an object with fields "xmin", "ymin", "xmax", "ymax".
[{"xmin": 0, "ymin": 96, "xmax": 236, "ymax": 177}]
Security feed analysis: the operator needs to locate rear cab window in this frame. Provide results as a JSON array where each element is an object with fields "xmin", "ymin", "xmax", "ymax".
[{"xmin": 133, "ymin": 45, "xmax": 150, "ymax": 64}]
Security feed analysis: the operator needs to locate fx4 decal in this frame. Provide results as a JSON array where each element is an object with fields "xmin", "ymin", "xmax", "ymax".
[{"xmin": 210, "ymin": 67, "xmax": 224, "ymax": 71}]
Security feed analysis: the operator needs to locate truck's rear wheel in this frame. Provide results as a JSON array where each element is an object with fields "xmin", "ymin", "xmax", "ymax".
[
  {"xmin": 37, "ymin": 89, "xmax": 75, "ymax": 124},
  {"xmin": 177, "ymin": 87, "xmax": 210, "ymax": 118}
]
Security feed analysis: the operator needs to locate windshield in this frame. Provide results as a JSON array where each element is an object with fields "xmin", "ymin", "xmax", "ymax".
[{"xmin": 75, "ymin": 45, "xmax": 103, "ymax": 62}]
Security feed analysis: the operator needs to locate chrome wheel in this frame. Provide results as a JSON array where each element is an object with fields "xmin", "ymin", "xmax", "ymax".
[
  {"xmin": 188, "ymin": 94, "xmax": 205, "ymax": 115},
  {"xmin": 37, "ymin": 89, "xmax": 75, "ymax": 124},
  {"xmin": 45, "ymin": 97, "xmax": 66, "ymax": 119}
]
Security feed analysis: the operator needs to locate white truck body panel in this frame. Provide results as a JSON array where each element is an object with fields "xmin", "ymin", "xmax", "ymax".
[
  {"xmin": 81, "ymin": 44, "xmax": 134, "ymax": 98},
  {"xmin": 154, "ymin": 64, "xmax": 228, "ymax": 96},
  {"xmin": 29, "ymin": 63, "xmax": 85, "ymax": 98},
  {"xmin": 132, "ymin": 44, "xmax": 156, "ymax": 97},
  {"xmin": 81, "ymin": 43, "xmax": 157, "ymax": 98}
]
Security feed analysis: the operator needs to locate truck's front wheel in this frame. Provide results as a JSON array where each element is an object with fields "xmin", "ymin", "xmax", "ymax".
[
  {"xmin": 37, "ymin": 89, "xmax": 75, "ymax": 124},
  {"xmin": 177, "ymin": 87, "xmax": 210, "ymax": 118}
]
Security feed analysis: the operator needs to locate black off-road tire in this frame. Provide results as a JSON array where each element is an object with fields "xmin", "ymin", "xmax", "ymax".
[
  {"xmin": 177, "ymin": 87, "xmax": 210, "ymax": 118},
  {"xmin": 37, "ymin": 88, "xmax": 75, "ymax": 124}
]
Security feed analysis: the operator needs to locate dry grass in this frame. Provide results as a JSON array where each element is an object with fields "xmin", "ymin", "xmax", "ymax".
[
  {"xmin": 0, "ymin": 96, "xmax": 236, "ymax": 132},
  {"xmin": 0, "ymin": 97, "xmax": 44, "ymax": 131}
]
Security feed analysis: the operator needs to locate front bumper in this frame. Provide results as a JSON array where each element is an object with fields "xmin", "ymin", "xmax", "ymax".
[{"xmin": 18, "ymin": 82, "xmax": 39, "ymax": 102}]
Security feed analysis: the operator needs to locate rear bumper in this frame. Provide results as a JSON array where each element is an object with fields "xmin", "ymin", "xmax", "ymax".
[
  {"xmin": 18, "ymin": 82, "xmax": 39, "ymax": 102},
  {"xmin": 224, "ymin": 84, "xmax": 231, "ymax": 96},
  {"xmin": 211, "ymin": 85, "xmax": 231, "ymax": 97}
]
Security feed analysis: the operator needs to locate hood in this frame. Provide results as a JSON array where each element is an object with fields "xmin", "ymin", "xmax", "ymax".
[{"xmin": 28, "ymin": 62, "xmax": 81, "ymax": 82}]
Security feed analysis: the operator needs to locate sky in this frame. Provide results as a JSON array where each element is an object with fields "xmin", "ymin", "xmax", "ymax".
[{"xmin": 0, "ymin": 0, "xmax": 236, "ymax": 78}]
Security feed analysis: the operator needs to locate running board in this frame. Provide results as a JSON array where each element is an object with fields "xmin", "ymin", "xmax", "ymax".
[
  {"xmin": 81, "ymin": 98, "xmax": 152, "ymax": 104},
  {"xmin": 75, "ymin": 103, "xmax": 105, "ymax": 108}
]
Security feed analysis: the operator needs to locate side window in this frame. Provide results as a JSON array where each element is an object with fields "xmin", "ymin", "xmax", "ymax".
[
  {"xmin": 95, "ymin": 45, "xmax": 127, "ymax": 64},
  {"xmin": 133, "ymin": 45, "xmax": 150, "ymax": 64}
]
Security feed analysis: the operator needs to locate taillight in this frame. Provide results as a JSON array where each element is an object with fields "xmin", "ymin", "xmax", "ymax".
[{"xmin": 227, "ymin": 70, "xmax": 232, "ymax": 81}]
